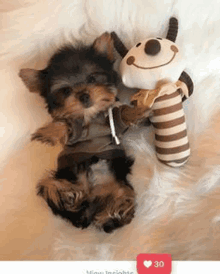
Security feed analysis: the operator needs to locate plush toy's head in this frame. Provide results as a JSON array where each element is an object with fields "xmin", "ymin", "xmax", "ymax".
[{"xmin": 112, "ymin": 17, "xmax": 186, "ymax": 90}]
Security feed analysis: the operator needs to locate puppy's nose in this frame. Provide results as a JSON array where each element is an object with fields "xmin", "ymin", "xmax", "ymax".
[
  {"xmin": 145, "ymin": 39, "xmax": 161, "ymax": 56},
  {"xmin": 79, "ymin": 92, "xmax": 92, "ymax": 108}
]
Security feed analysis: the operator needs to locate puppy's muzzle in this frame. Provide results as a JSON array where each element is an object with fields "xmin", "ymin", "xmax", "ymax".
[{"xmin": 77, "ymin": 92, "xmax": 93, "ymax": 108}]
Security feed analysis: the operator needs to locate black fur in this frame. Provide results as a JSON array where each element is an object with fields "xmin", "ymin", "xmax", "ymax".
[
  {"xmin": 103, "ymin": 218, "xmax": 123, "ymax": 233},
  {"xmin": 108, "ymin": 156, "xmax": 134, "ymax": 187},
  {"xmin": 45, "ymin": 153, "xmax": 134, "ymax": 230},
  {"xmin": 55, "ymin": 166, "xmax": 78, "ymax": 183},
  {"xmin": 49, "ymin": 199, "xmax": 92, "ymax": 228},
  {"xmin": 38, "ymin": 45, "xmax": 119, "ymax": 113}
]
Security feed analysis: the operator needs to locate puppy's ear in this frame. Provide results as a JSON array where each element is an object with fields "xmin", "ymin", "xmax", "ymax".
[
  {"xmin": 19, "ymin": 68, "xmax": 42, "ymax": 93},
  {"xmin": 93, "ymin": 32, "xmax": 114, "ymax": 61},
  {"xmin": 31, "ymin": 120, "xmax": 68, "ymax": 146}
]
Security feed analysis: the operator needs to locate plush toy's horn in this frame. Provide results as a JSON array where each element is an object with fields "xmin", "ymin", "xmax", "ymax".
[
  {"xmin": 166, "ymin": 17, "xmax": 178, "ymax": 42},
  {"xmin": 111, "ymin": 32, "xmax": 128, "ymax": 58}
]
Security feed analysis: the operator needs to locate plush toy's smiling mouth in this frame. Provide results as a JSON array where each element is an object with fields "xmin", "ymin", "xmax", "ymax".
[{"xmin": 126, "ymin": 45, "xmax": 178, "ymax": 70}]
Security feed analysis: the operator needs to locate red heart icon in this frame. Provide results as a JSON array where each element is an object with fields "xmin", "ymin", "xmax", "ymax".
[{"xmin": 137, "ymin": 253, "xmax": 172, "ymax": 274}]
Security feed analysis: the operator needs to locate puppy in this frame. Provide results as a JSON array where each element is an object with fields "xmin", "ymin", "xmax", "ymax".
[{"xmin": 19, "ymin": 33, "xmax": 136, "ymax": 233}]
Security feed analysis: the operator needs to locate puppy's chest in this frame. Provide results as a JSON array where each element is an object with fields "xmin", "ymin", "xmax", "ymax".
[
  {"xmin": 80, "ymin": 121, "xmax": 111, "ymax": 141},
  {"xmin": 61, "ymin": 112, "xmax": 124, "ymax": 162},
  {"xmin": 69, "ymin": 113, "xmax": 111, "ymax": 144},
  {"xmin": 87, "ymin": 159, "xmax": 113, "ymax": 186}
]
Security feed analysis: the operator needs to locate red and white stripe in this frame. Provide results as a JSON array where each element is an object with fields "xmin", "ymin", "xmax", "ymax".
[{"xmin": 150, "ymin": 89, "xmax": 190, "ymax": 167}]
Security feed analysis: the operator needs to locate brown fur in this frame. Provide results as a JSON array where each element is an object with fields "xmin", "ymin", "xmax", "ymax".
[
  {"xmin": 91, "ymin": 180, "xmax": 135, "ymax": 230},
  {"xmin": 52, "ymin": 84, "xmax": 116, "ymax": 124},
  {"xmin": 31, "ymin": 120, "xmax": 68, "ymax": 146},
  {"xmin": 30, "ymin": 85, "xmax": 116, "ymax": 146},
  {"xmin": 19, "ymin": 68, "xmax": 41, "ymax": 93},
  {"xmin": 37, "ymin": 171, "xmax": 91, "ymax": 212},
  {"xmin": 93, "ymin": 32, "xmax": 115, "ymax": 62}
]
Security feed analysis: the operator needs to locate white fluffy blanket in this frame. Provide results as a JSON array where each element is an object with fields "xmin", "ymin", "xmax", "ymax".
[{"xmin": 1, "ymin": 0, "xmax": 220, "ymax": 260}]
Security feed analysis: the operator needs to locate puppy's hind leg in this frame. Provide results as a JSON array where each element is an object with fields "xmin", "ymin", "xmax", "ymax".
[
  {"xmin": 108, "ymin": 154, "xmax": 134, "ymax": 183},
  {"xmin": 37, "ymin": 172, "xmax": 91, "ymax": 228}
]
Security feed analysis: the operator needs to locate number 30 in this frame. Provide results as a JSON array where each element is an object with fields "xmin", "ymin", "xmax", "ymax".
[{"xmin": 154, "ymin": 261, "xmax": 164, "ymax": 268}]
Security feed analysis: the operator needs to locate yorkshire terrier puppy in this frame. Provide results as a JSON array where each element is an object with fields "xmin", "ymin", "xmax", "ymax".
[{"xmin": 19, "ymin": 33, "xmax": 136, "ymax": 233}]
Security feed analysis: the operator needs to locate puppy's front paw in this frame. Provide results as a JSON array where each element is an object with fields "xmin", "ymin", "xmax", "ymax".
[
  {"xmin": 31, "ymin": 131, "xmax": 56, "ymax": 146},
  {"xmin": 32, "ymin": 121, "xmax": 68, "ymax": 146}
]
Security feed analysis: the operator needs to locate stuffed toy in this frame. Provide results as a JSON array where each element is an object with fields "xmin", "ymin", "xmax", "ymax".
[{"xmin": 111, "ymin": 17, "xmax": 194, "ymax": 167}]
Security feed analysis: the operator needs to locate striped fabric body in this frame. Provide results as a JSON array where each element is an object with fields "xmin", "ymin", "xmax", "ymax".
[{"xmin": 149, "ymin": 88, "xmax": 190, "ymax": 167}]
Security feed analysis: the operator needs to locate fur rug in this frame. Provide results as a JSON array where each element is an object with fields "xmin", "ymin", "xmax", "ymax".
[{"xmin": 1, "ymin": 0, "xmax": 220, "ymax": 260}]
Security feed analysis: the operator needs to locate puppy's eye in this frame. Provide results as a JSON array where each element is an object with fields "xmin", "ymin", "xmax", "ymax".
[
  {"xmin": 87, "ymin": 73, "xmax": 109, "ymax": 84},
  {"xmin": 157, "ymin": 37, "xmax": 162, "ymax": 40},
  {"xmin": 59, "ymin": 87, "xmax": 72, "ymax": 96},
  {"xmin": 87, "ymin": 76, "xmax": 96, "ymax": 83},
  {"xmin": 95, "ymin": 74, "xmax": 108, "ymax": 83},
  {"xmin": 136, "ymin": 43, "xmax": 141, "ymax": 47}
]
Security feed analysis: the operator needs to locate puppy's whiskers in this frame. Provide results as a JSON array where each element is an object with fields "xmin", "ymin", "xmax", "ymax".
[{"xmin": 84, "ymin": 106, "xmax": 99, "ymax": 124}]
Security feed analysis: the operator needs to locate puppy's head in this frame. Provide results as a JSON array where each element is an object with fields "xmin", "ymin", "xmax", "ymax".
[{"xmin": 19, "ymin": 32, "xmax": 119, "ymax": 123}]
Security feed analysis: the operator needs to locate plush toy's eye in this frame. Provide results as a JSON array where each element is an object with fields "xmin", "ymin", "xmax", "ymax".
[
  {"xmin": 157, "ymin": 37, "xmax": 162, "ymax": 40},
  {"xmin": 136, "ymin": 43, "xmax": 141, "ymax": 47}
]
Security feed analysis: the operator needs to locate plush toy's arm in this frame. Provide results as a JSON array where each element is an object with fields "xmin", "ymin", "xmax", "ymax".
[
  {"xmin": 105, "ymin": 104, "xmax": 150, "ymax": 135},
  {"xmin": 107, "ymin": 88, "xmax": 154, "ymax": 127},
  {"xmin": 178, "ymin": 71, "xmax": 194, "ymax": 102},
  {"xmin": 116, "ymin": 104, "xmax": 150, "ymax": 126}
]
